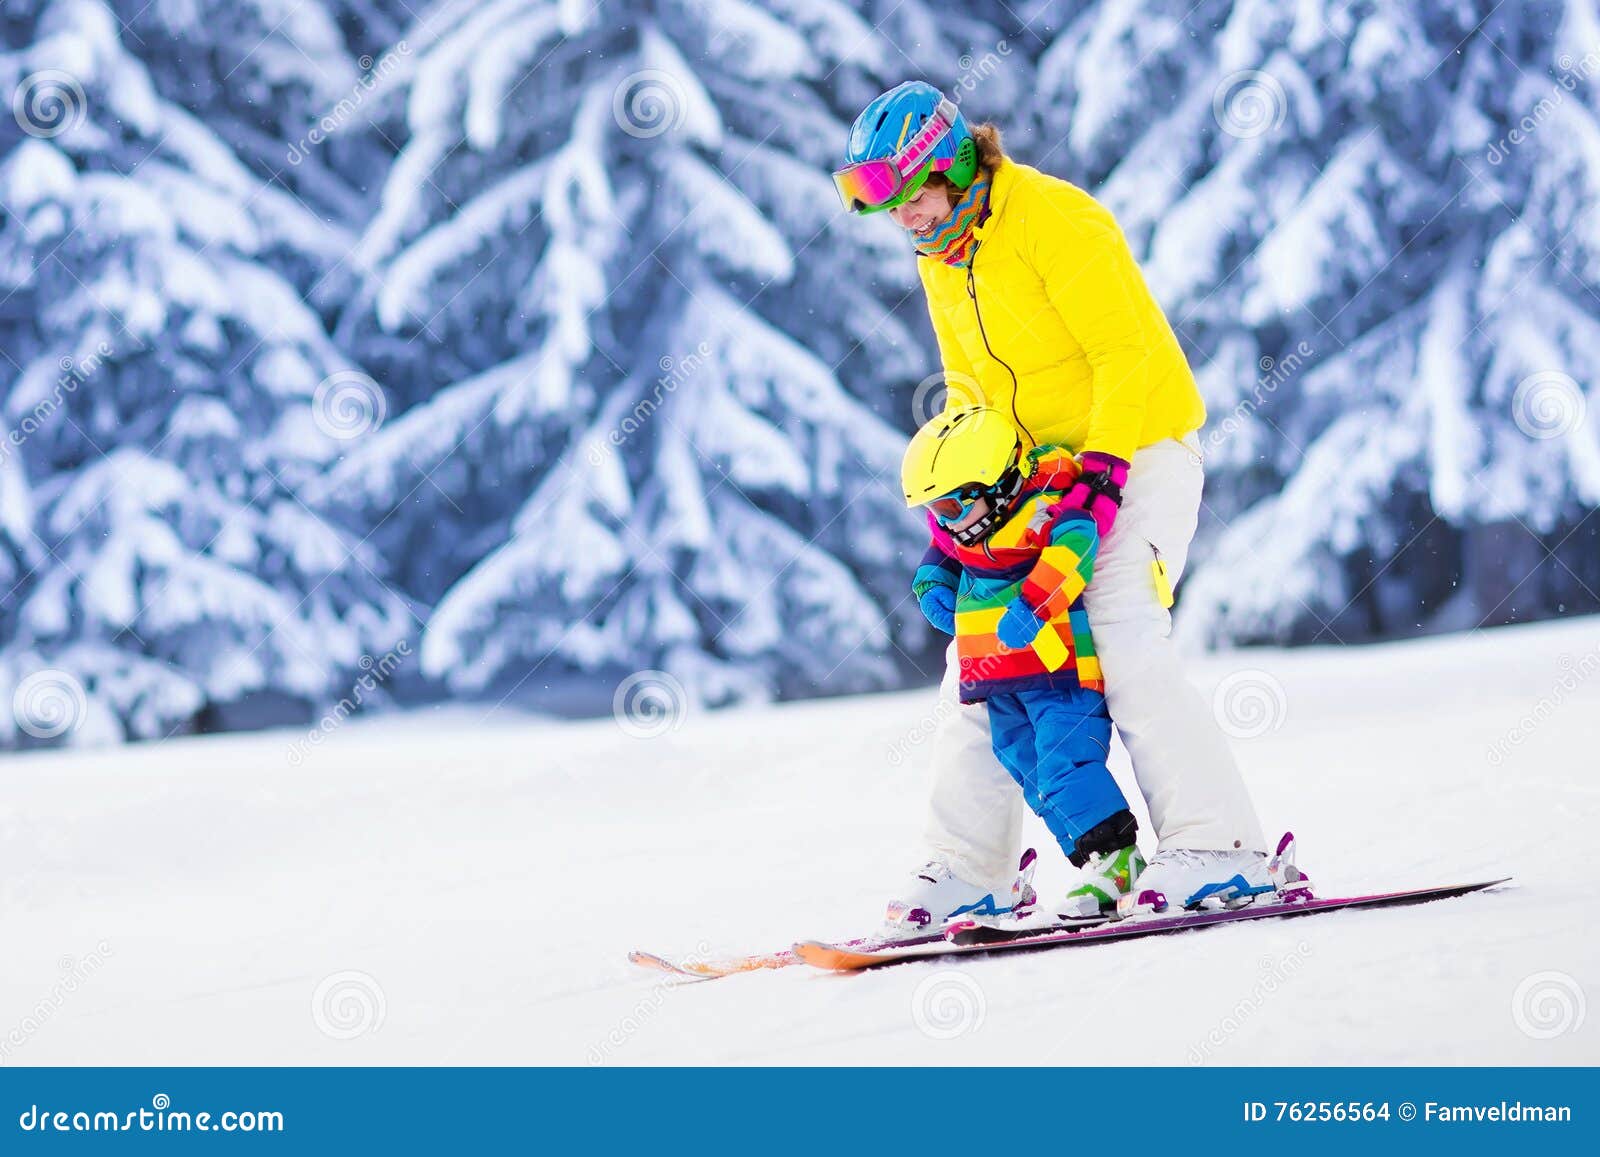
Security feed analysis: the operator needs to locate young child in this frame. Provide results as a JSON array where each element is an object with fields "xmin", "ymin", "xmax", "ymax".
[{"xmin": 901, "ymin": 406, "xmax": 1144, "ymax": 919}]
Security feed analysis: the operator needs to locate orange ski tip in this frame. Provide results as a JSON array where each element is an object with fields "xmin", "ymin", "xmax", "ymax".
[
  {"xmin": 628, "ymin": 947, "xmax": 797, "ymax": 979},
  {"xmin": 792, "ymin": 941, "xmax": 892, "ymax": 971},
  {"xmin": 626, "ymin": 950, "xmax": 709, "ymax": 980}
]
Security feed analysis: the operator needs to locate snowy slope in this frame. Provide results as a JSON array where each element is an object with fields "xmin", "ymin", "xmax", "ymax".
[{"xmin": 2, "ymin": 619, "xmax": 1596, "ymax": 1066}]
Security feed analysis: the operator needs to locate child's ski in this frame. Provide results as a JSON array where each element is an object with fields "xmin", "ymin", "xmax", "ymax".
[
  {"xmin": 628, "ymin": 929, "xmax": 945, "ymax": 981},
  {"xmin": 793, "ymin": 877, "xmax": 1511, "ymax": 972}
]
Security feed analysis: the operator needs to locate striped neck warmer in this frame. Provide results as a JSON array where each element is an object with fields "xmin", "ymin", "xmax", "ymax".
[{"xmin": 910, "ymin": 168, "xmax": 992, "ymax": 268}]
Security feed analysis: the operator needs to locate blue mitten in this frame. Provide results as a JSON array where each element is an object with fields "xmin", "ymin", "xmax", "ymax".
[
  {"xmin": 996, "ymin": 597, "xmax": 1047, "ymax": 650},
  {"xmin": 916, "ymin": 583, "xmax": 957, "ymax": 635}
]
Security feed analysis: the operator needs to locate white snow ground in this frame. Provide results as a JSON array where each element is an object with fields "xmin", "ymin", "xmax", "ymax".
[{"xmin": 2, "ymin": 619, "xmax": 1596, "ymax": 1067}]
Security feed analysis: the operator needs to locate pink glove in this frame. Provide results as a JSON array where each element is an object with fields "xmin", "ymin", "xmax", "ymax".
[{"xmin": 1049, "ymin": 451, "xmax": 1129, "ymax": 538}]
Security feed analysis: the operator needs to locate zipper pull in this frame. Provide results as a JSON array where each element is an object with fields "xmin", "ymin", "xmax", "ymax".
[{"xmin": 1151, "ymin": 545, "xmax": 1175, "ymax": 609}]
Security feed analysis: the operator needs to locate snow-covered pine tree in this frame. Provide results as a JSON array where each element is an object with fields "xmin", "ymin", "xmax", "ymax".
[
  {"xmin": 320, "ymin": 0, "xmax": 1031, "ymax": 707},
  {"xmin": 0, "ymin": 0, "xmax": 412, "ymax": 746},
  {"xmin": 104, "ymin": 0, "xmax": 415, "ymax": 296},
  {"xmin": 1027, "ymin": 0, "xmax": 1600, "ymax": 645}
]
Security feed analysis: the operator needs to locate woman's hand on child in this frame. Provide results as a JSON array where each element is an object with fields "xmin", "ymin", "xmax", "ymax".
[
  {"xmin": 1053, "ymin": 451, "xmax": 1129, "ymax": 538},
  {"xmin": 996, "ymin": 596, "xmax": 1047, "ymax": 650}
]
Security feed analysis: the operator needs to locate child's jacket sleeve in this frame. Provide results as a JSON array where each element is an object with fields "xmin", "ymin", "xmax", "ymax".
[
  {"xmin": 912, "ymin": 537, "xmax": 962, "ymax": 598},
  {"xmin": 1018, "ymin": 508, "xmax": 1098, "ymax": 620}
]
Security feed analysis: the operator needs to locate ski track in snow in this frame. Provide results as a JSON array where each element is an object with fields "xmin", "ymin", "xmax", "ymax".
[{"xmin": 2, "ymin": 619, "xmax": 1597, "ymax": 1066}]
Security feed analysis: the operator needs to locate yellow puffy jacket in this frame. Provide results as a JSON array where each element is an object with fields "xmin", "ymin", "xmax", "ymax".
[{"xmin": 917, "ymin": 157, "xmax": 1205, "ymax": 462}]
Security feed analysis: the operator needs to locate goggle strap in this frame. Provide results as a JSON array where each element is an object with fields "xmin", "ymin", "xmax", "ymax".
[{"xmin": 896, "ymin": 98, "xmax": 958, "ymax": 176}]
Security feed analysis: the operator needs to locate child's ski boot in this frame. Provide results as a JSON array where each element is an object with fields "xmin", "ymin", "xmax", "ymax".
[{"xmin": 1057, "ymin": 844, "xmax": 1146, "ymax": 918}]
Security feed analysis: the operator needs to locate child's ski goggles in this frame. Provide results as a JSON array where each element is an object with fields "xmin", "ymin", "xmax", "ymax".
[
  {"xmin": 925, "ymin": 482, "xmax": 988, "ymax": 525},
  {"xmin": 832, "ymin": 99, "xmax": 959, "ymax": 213}
]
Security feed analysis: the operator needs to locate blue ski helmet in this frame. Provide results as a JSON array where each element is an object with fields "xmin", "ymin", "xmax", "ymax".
[{"xmin": 841, "ymin": 81, "xmax": 978, "ymax": 213}]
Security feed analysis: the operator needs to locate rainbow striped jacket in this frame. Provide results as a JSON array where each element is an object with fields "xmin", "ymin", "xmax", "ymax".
[{"xmin": 914, "ymin": 448, "xmax": 1102, "ymax": 704}]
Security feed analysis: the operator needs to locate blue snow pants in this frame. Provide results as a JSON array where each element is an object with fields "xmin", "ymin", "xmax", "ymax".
[{"xmin": 984, "ymin": 687, "xmax": 1127, "ymax": 862}]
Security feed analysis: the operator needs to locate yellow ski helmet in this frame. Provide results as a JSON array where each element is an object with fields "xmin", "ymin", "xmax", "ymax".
[{"xmin": 901, "ymin": 406, "xmax": 1022, "ymax": 522}]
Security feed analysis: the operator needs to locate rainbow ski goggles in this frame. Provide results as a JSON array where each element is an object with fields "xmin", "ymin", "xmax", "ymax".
[{"xmin": 832, "ymin": 98, "xmax": 959, "ymax": 214}]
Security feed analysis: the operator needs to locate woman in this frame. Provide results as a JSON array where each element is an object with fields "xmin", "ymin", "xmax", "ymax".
[{"xmin": 833, "ymin": 81, "xmax": 1272, "ymax": 922}]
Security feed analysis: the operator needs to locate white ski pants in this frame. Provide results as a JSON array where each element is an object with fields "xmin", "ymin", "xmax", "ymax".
[{"xmin": 923, "ymin": 434, "xmax": 1267, "ymax": 890}]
